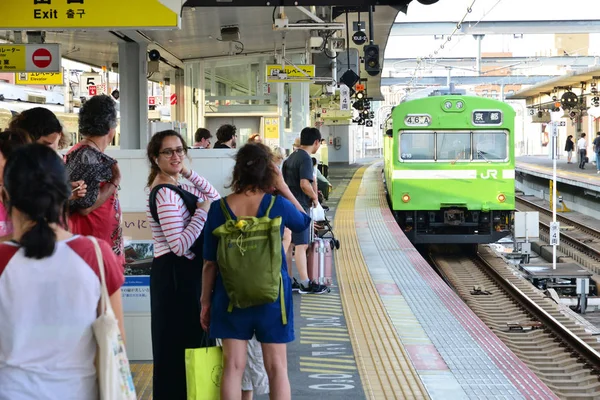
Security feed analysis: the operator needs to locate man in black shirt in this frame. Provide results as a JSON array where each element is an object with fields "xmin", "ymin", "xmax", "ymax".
[
  {"xmin": 282, "ymin": 127, "xmax": 328, "ymax": 294},
  {"xmin": 213, "ymin": 124, "xmax": 237, "ymax": 149},
  {"xmin": 594, "ymin": 132, "xmax": 600, "ymax": 174}
]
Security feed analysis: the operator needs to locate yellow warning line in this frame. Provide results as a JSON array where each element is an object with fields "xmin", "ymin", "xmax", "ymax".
[{"xmin": 334, "ymin": 166, "xmax": 429, "ymax": 400}]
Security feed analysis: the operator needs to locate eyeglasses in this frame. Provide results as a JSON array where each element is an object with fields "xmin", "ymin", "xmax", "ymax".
[{"xmin": 159, "ymin": 147, "xmax": 185, "ymax": 157}]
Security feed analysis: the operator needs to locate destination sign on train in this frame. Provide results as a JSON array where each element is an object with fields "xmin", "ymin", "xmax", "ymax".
[
  {"xmin": 472, "ymin": 110, "xmax": 503, "ymax": 126},
  {"xmin": 0, "ymin": 0, "xmax": 179, "ymax": 29}
]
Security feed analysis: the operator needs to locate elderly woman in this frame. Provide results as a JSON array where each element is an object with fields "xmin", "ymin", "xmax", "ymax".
[{"xmin": 65, "ymin": 95, "xmax": 124, "ymax": 264}]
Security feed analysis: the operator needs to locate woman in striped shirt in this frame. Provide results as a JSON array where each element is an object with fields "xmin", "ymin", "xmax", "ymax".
[{"xmin": 146, "ymin": 130, "xmax": 220, "ymax": 399}]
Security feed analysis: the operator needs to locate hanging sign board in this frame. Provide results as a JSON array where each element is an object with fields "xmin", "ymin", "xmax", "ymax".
[
  {"xmin": 80, "ymin": 72, "xmax": 102, "ymax": 97},
  {"xmin": 340, "ymin": 84, "xmax": 350, "ymax": 111},
  {"xmin": 0, "ymin": 0, "xmax": 179, "ymax": 30},
  {"xmin": 352, "ymin": 31, "xmax": 367, "ymax": 45},
  {"xmin": 16, "ymin": 71, "xmax": 63, "ymax": 85},
  {"xmin": 0, "ymin": 44, "xmax": 60, "ymax": 73},
  {"xmin": 266, "ymin": 64, "xmax": 315, "ymax": 82}
]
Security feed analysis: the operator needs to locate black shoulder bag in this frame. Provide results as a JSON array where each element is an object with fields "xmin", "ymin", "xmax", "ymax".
[{"xmin": 149, "ymin": 184, "xmax": 204, "ymax": 259}]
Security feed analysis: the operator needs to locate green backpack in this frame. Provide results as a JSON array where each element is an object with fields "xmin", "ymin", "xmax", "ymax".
[{"xmin": 213, "ymin": 196, "xmax": 287, "ymax": 324}]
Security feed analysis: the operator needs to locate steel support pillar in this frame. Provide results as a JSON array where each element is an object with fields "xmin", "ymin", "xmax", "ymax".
[{"xmin": 118, "ymin": 42, "xmax": 148, "ymax": 149}]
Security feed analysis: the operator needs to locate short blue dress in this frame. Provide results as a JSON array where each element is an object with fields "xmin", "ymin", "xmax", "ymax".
[{"xmin": 203, "ymin": 194, "xmax": 311, "ymax": 343}]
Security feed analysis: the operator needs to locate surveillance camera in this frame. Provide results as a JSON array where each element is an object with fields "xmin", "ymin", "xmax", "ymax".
[{"xmin": 149, "ymin": 49, "xmax": 161, "ymax": 61}]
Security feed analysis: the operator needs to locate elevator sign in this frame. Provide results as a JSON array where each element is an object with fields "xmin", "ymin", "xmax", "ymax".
[
  {"xmin": 0, "ymin": 0, "xmax": 179, "ymax": 29},
  {"xmin": 0, "ymin": 44, "xmax": 60, "ymax": 73}
]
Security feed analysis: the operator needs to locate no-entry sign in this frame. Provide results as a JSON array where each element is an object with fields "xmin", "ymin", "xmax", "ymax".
[
  {"xmin": 32, "ymin": 48, "xmax": 52, "ymax": 68},
  {"xmin": 0, "ymin": 44, "xmax": 60, "ymax": 73}
]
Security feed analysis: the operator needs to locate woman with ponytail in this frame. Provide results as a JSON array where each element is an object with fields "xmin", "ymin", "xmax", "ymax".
[{"xmin": 0, "ymin": 144, "xmax": 125, "ymax": 399}]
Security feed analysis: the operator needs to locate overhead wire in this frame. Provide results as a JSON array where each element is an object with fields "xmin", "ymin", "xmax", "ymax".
[
  {"xmin": 400, "ymin": 0, "xmax": 509, "ymax": 92},
  {"xmin": 405, "ymin": 0, "xmax": 477, "ymax": 90}
]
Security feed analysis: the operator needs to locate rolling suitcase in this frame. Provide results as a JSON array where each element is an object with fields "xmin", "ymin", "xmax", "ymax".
[{"xmin": 307, "ymin": 238, "xmax": 333, "ymax": 286}]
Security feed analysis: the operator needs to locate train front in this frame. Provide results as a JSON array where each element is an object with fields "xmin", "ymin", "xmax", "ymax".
[{"xmin": 385, "ymin": 95, "xmax": 515, "ymax": 244}]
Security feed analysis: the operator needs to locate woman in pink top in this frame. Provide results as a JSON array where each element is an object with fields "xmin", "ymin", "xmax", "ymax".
[
  {"xmin": 145, "ymin": 130, "xmax": 220, "ymax": 399},
  {"xmin": 0, "ymin": 130, "xmax": 32, "ymax": 241}
]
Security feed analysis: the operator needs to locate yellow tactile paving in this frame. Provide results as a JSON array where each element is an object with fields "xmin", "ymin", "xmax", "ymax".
[{"xmin": 334, "ymin": 167, "xmax": 430, "ymax": 400}]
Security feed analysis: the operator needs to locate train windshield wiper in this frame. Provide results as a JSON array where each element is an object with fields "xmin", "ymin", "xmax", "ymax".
[{"xmin": 477, "ymin": 150, "xmax": 491, "ymax": 163}]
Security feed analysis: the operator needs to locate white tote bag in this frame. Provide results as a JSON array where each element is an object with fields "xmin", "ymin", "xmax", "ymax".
[{"xmin": 89, "ymin": 236, "xmax": 137, "ymax": 400}]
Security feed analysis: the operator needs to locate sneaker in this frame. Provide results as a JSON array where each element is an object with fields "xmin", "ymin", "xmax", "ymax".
[
  {"xmin": 299, "ymin": 280, "xmax": 330, "ymax": 294},
  {"xmin": 292, "ymin": 278, "xmax": 301, "ymax": 292}
]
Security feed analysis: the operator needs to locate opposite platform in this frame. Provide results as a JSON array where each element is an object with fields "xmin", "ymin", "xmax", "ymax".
[
  {"xmin": 335, "ymin": 162, "xmax": 558, "ymax": 400},
  {"xmin": 517, "ymin": 155, "xmax": 600, "ymax": 192}
]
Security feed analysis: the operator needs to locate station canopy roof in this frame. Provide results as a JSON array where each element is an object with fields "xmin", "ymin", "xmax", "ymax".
[
  {"xmin": 0, "ymin": 1, "xmax": 430, "ymax": 99},
  {"xmin": 508, "ymin": 66, "xmax": 600, "ymax": 101}
]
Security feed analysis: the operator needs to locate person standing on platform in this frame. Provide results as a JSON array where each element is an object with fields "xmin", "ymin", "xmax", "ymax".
[
  {"xmin": 564, "ymin": 135, "xmax": 575, "ymax": 164},
  {"xmin": 213, "ymin": 124, "xmax": 237, "ymax": 149},
  {"xmin": 593, "ymin": 132, "xmax": 600, "ymax": 174},
  {"xmin": 0, "ymin": 130, "xmax": 31, "ymax": 242},
  {"xmin": 282, "ymin": 127, "xmax": 329, "ymax": 295},
  {"xmin": 201, "ymin": 143, "xmax": 311, "ymax": 400},
  {"xmin": 65, "ymin": 95, "xmax": 124, "ymax": 264},
  {"xmin": 193, "ymin": 128, "xmax": 213, "ymax": 149},
  {"xmin": 317, "ymin": 139, "xmax": 329, "ymax": 178},
  {"xmin": 146, "ymin": 130, "xmax": 220, "ymax": 399},
  {"xmin": 577, "ymin": 132, "xmax": 588, "ymax": 170},
  {"xmin": 9, "ymin": 107, "xmax": 87, "ymax": 198},
  {"xmin": 248, "ymin": 133, "xmax": 262, "ymax": 144},
  {"xmin": 0, "ymin": 144, "xmax": 126, "ymax": 400}
]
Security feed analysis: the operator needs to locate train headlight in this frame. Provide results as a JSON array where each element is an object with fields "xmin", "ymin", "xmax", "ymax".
[
  {"xmin": 402, "ymin": 194, "xmax": 411, "ymax": 203},
  {"xmin": 497, "ymin": 194, "xmax": 506, "ymax": 203}
]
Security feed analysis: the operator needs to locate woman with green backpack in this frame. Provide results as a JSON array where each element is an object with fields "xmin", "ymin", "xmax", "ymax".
[{"xmin": 201, "ymin": 143, "xmax": 311, "ymax": 400}]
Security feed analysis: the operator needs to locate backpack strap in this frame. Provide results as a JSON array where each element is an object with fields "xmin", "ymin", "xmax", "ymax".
[
  {"xmin": 265, "ymin": 195, "xmax": 277, "ymax": 217},
  {"xmin": 220, "ymin": 198, "xmax": 233, "ymax": 221},
  {"xmin": 150, "ymin": 184, "xmax": 199, "ymax": 223}
]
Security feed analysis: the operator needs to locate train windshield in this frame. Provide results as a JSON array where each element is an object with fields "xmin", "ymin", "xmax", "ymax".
[
  {"xmin": 436, "ymin": 132, "xmax": 471, "ymax": 161},
  {"xmin": 473, "ymin": 132, "xmax": 507, "ymax": 161},
  {"xmin": 400, "ymin": 133, "xmax": 434, "ymax": 160},
  {"xmin": 400, "ymin": 130, "xmax": 508, "ymax": 162}
]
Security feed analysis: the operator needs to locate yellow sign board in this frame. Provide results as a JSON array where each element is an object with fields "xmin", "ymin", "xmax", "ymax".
[
  {"xmin": 0, "ymin": 0, "xmax": 179, "ymax": 29},
  {"xmin": 266, "ymin": 64, "xmax": 315, "ymax": 82},
  {"xmin": 264, "ymin": 117, "xmax": 280, "ymax": 139},
  {"xmin": 16, "ymin": 72, "xmax": 64, "ymax": 85},
  {"xmin": 0, "ymin": 46, "xmax": 26, "ymax": 72}
]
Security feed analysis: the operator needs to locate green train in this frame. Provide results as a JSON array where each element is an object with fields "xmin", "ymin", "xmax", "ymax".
[{"xmin": 383, "ymin": 93, "xmax": 515, "ymax": 244}]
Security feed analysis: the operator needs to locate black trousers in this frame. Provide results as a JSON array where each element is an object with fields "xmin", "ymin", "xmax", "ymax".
[
  {"xmin": 150, "ymin": 252, "xmax": 213, "ymax": 400},
  {"xmin": 579, "ymin": 149, "xmax": 587, "ymax": 169}
]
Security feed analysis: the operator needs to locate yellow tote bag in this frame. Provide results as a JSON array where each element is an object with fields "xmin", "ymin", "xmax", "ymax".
[{"xmin": 185, "ymin": 346, "xmax": 223, "ymax": 400}]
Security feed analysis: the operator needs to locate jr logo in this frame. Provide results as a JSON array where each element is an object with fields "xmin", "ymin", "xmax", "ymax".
[{"xmin": 480, "ymin": 169, "xmax": 498, "ymax": 179}]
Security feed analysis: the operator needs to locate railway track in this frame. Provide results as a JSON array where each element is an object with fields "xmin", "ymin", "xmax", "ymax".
[
  {"xmin": 515, "ymin": 196, "xmax": 600, "ymax": 274},
  {"xmin": 431, "ymin": 246, "xmax": 600, "ymax": 399}
]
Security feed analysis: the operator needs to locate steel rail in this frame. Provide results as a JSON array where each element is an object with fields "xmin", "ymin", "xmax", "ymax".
[{"xmin": 475, "ymin": 254, "xmax": 600, "ymax": 373}]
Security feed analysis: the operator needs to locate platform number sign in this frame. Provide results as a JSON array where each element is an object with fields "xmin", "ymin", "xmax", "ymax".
[
  {"xmin": 404, "ymin": 114, "xmax": 431, "ymax": 127},
  {"xmin": 549, "ymin": 222, "xmax": 560, "ymax": 245}
]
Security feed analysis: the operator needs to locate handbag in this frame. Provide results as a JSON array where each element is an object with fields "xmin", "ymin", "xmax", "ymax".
[
  {"xmin": 89, "ymin": 236, "xmax": 137, "ymax": 400},
  {"xmin": 185, "ymin": 339, "xmax": 223, "ymax": 400}
]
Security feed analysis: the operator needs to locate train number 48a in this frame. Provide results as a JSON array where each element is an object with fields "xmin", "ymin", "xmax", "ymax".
[{"xmin": 480, "ymin": 170, "xmax": 498, "ymax": 179}]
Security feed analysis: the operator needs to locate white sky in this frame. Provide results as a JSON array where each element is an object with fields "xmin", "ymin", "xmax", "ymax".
[{"xmin": 386, "ymin": 0, "xmax": 600, "ymax": 59}]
